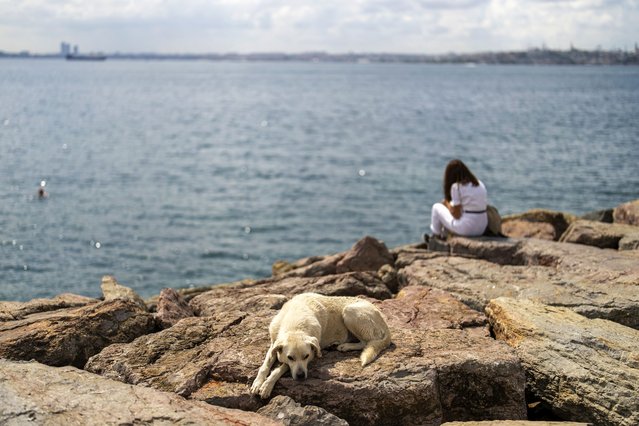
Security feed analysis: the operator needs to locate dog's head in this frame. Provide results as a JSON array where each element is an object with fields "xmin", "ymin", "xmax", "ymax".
[{"xmin": 274, "ymin": 333, "xmax": 321, "ymax": 381}]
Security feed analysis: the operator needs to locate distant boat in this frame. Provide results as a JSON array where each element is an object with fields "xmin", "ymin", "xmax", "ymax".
[{"xmin": 66, "ymin": 54, "xmax": 107, "ymax": 61}]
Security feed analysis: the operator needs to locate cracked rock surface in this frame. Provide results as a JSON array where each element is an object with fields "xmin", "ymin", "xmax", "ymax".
[
  {"xmin": 486, "ymin": 297, "xmax": 639, "ymax": 426},
  {"xmin": 0, "ymin": 359, "xmax": 279, "ymax": 425}
]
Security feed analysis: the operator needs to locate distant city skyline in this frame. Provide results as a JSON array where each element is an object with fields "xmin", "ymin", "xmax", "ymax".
[{"xmin": 1, "ymin": 0, "xmax": 638, "ymax": 55}]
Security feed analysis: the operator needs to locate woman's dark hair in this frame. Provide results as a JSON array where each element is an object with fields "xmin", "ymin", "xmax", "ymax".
[{"xmin": 443, "ymin": 159, "xmax": 479, "ymax": 201}]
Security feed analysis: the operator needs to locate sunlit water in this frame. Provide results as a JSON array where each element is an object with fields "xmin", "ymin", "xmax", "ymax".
[{"xmin": 1, "ymin": 60, "xmax": 638, "ymax": 301}]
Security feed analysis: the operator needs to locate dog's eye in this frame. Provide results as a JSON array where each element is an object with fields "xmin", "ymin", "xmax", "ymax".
[
  {"xmin": 287, "ymin": 355, "xmax": 294, "ymax": 361},
  {"xmin": 303, "ymin": 354, "xmax": 309, "ymax": 360}
]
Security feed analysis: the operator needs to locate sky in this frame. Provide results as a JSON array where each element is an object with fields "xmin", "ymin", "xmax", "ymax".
[{"xmin": 1, "ymin": 0, "xmax": 638, "ymax": 54}]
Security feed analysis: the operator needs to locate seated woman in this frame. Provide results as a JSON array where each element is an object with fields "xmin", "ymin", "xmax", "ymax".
[{"xmin": 429, "ymin": 159, "xmax": 488, "ymax": 239}]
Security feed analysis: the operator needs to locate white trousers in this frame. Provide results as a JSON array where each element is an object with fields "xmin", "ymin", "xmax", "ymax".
[{"xmin": 430, "ymin": 203, "xmax": 488, "ymax": 237}]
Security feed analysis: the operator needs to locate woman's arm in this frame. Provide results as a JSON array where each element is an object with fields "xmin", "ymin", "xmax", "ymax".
[{"xmin": 443, "ymin": 199, "xmax": 462, "ymax": 219}]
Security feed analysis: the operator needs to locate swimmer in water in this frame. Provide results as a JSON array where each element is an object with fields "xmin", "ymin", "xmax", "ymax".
[{"xmin": 37, "ymin": 185, "xmax": 48, "ymax": 199}]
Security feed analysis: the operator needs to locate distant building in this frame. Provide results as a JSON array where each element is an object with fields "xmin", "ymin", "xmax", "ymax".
[
  {"xmin": 73, "ymin": 45, "xmax": 79, "ymax": 55},
  {"xmin": 60, "ymin": 42, "xmax": 71, "ymax": 57}
]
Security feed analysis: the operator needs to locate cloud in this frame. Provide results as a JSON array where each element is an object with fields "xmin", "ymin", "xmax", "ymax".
[{"xmin": 0, "ymin": 0, "xmax": 637, "ymax": 53}]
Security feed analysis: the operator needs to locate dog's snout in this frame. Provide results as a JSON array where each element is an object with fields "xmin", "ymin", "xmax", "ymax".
[{"xmin": 295, "ymin": 371, "xmax": 306, "ymax": 381}]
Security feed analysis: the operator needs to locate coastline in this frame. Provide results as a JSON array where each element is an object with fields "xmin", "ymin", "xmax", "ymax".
[
  {"xmin": 1, "ymin": 199, "xmax": 638, "ymax": 424},
  {"xmin": 2, "ymin": 47, "xmax": 638, "ymax": 65}
]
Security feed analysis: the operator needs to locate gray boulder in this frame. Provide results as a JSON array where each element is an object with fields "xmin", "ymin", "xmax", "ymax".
[
  {"xmin": 559, "ymin": 219, "xmax": 639, "ymax": 250},
  {"xmin": 257, "ymin": 395, "xmax": 348, "ymax": 426},
  {"xmin": 619, "ymin": 234, "xmax": 639, "ymax": 250},
  {"xmin": 486, "ymin": 297, "xmax": 639, "ymax": 425},
  {"xmin": 0, "ymin": 359, "xmax": 279, "ymax": 426},
  {"xmin": 580, "ymin": 208, "xmax": 614, "ymax": 223}
]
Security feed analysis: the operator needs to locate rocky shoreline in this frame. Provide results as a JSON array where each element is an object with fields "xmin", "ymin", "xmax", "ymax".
[{"xmin": 1, "ymin": 200, "xmax": 638, "ymax": 425}]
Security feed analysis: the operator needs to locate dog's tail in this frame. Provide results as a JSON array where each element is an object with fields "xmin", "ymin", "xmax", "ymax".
[{"xmin": 360, "ymin": 328, "xmax": 391, "ymax": 366}]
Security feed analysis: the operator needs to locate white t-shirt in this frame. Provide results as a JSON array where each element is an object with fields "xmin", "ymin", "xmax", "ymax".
[{"xmin": 450, "ymin": 180, "xmax": 487, "ymax": 213}]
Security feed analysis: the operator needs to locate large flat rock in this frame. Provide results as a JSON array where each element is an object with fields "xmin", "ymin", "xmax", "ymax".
[
  {"xmin": 436, "ymin": 236, "xmax": 639, "ymax": 279},
  {"xmin": 485, "ymin": 298, "xmax": 639, "ymax": 426},
  {"xmin": 264, "ymin": 327, "xmax": 524, "ymax": 425},
  {"xmin": 377, "ymin": 285, "xmax": 488, "ymax": 333},
  {"xmin": 399, "ymin": 238, "xmax": 639, "ymax": 328},
  {"xmin": 0, "ymin": 298, "xmax": 155, "ymax": 368},
  {"xmin": 0, "ymin": 359, "xmax": 279, "ymax": 426},
  {"xmin": 86, "ymin": 284, "xmax": 525, "ymax": 425}
]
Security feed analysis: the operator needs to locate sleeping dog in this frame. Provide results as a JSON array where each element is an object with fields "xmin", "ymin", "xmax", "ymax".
[{"xmin": 250, "ymin": 292, "xmax": 391, "ymax": 398}]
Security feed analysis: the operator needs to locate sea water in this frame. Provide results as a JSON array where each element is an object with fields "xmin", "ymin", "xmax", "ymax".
[{"xmin": 1, "ymin": 60, "xmax": 638, "ymax": 301}]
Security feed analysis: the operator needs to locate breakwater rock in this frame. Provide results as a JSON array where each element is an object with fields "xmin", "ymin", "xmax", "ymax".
[{"xmin": 1, "ymin": 199, "xmax": 638, "ymax": 425}]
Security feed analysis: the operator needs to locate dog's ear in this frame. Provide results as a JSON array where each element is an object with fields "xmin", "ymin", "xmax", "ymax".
[
  {"xmin": 307, "ymin": 336, "xmax": 321, "ymax": 358},
  {"xmin": 271, "ymin": 340, "xmax": 284, "ymax": 356}
]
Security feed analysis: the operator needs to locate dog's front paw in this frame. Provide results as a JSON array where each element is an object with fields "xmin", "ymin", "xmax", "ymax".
[
  {"xmin": 250, "ymin": 378, "xmax": 264, "ymax": 395},
  {"xmin": 258, "ymin": 381, "xmax": 274, "ymax": 399}
]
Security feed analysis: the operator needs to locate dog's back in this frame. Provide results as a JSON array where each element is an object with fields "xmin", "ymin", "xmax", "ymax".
[{"xmin": 271, "ymin": 293, "xmax": 353, "ymax": 345}]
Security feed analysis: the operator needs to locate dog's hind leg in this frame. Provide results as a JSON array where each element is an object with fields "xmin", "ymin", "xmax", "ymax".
[
  {"xmin": 341, "ymin": 302, "xmax": 391, "ymax": 366},
  {"xmin": 258, "ymin": 363, "xmax": 289, "ymax": 399},
  {"xmin": 250, "ymin": 344, "xmax": 279, "ymax": 395},
  {"xmin": 337, "ymin": 341, "xmax": 366, "ymax": 352}
]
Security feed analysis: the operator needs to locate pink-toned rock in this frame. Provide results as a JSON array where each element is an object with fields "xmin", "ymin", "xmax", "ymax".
[
  {"xmin": 501, "ymin": 210, "xmax": 577, "ymax": 241},
  {"xmin": 613, "ymin": 199, "xmax": 639, "ymax": 225},
  {"xmin": 335, "ymin": 235, "xmax": 394, "ymax": 273},
  {"xmin": 376, "ymin": 285, "xmax": 487, "ymax": 333},
  {"xmin": 501, "ymin": 220, "xmax": 556, "ymax": 240},
  {"xmin": 272, "ymin": 236, "xmax": 394, "ymax": 278}
]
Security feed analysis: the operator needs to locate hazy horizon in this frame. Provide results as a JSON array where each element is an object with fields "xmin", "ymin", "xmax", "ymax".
[{"xmin": 1, "ymin": 1, "xmax": 638, "ymax": 55}]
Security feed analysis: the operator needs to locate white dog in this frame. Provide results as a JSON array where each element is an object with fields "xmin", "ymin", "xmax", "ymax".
[{"xmin": 250, "ymin": 292, "xmax": 391, "ymax": 399}]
